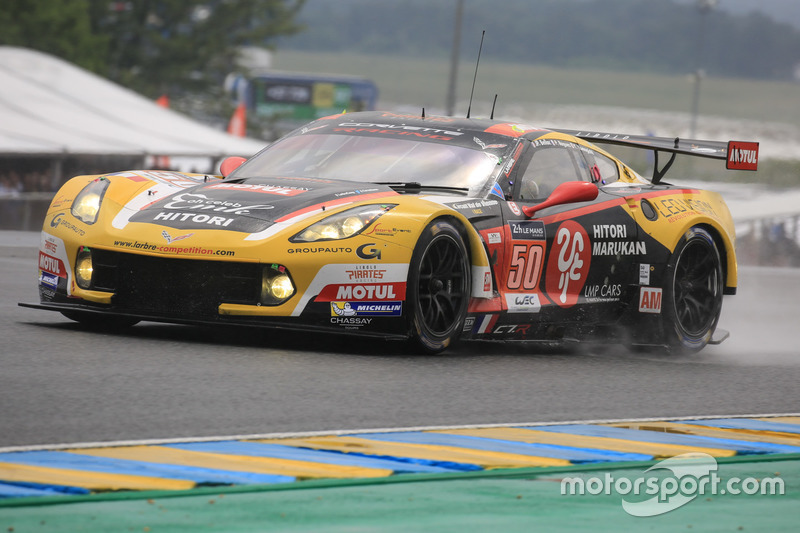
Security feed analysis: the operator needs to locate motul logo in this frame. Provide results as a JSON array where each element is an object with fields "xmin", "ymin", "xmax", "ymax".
[
  {"xmin": 38, "ymin": 252, "xmax": 66, "ymax": 278},
  {"xmin": 727, "ymin": 141, "xmax": 759, "ymax": 171},
  {"xmin": 336, "ymin": 284, "xmax": 396, "ymax": 300},
  {"xmin": 639, "ymin": 287, "xmax": 662, "ymax": 314},
  {"xmin": 728, "ymin": 147, "xmax": 757, "ymax": 165},
  {"xmin": 318, "ymin": 281, "xmax": 407, "ymax": 302}
]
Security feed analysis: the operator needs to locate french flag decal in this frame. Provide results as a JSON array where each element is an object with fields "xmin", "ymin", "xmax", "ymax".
[{"xmin": 473, "ymin": 314, "xmax": 499, "ymax": 334}]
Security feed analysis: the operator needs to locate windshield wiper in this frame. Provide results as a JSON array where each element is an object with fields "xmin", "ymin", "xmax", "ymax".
[{"xmin": 374, "ymin": 182, "xmax": 470, "ymax": 195}]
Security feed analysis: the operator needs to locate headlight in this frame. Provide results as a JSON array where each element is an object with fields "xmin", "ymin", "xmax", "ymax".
[
  {"xmin": 260, "ymin": 265, "xmax": 295, "ymax": 305},
  {"xmin": 71, "ymin": 178, "xmax": 109, "ymax": 224},
  {"xmin": 75, "ymin": 247, "xmax": 93, "ymax": 289},
  {"xmin": 291, "ymin": 204, "xmax": 396, "ymax": 243}
]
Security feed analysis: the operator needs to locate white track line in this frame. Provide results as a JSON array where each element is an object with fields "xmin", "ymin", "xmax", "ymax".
[{"xmin": 1, "ymin": 412, "xmax": 798, "ymax": 454}]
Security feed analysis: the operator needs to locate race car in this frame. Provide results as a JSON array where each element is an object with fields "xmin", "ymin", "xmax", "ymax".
[{"xmin": 21, "ymin": 111, "xmax": 759, "ymax": 354}]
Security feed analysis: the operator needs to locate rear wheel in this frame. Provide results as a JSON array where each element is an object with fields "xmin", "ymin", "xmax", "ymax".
[
  {"xmin": 61, "ymin": 311, "xmax": 140, "ymax": 330},
  {"xmin": 407, "ymin": 220, "xmax": 471, "ymax": 354},
  {"xmin": 663, "ymin": 227, "xmax": 723, "ymax": 353}
]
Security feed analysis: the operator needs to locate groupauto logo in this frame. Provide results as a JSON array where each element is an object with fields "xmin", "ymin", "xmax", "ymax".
[
  {"xmin": 50, "ymin": 212, "xmax": 64, "ymax": 228},
  {"xmin": 356, "ymin": 243, "xmax": 382, "ymax": 260}
]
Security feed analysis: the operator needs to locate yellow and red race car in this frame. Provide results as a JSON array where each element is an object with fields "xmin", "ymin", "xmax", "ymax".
[{"xmin": 22, "ymin": 111, "xmax": 759, "ymax": 353}]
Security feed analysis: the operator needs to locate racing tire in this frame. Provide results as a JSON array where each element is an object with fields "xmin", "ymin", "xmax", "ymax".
[
  {"xmin": 407, "ymin": 220, "xmax": 471, "ymax": 354},
  {"xmin": 662, "ymin": 226, "xmax": 723, "ymax": 354},
  {"xmin": 61, "ymin": 311, "xmax": 140, "ymax": 330}
]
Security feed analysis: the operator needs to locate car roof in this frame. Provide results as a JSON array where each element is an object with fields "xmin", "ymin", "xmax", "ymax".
[{"xmin": 313, "ymin": 110, "xmax": 554, "ymax": 142}]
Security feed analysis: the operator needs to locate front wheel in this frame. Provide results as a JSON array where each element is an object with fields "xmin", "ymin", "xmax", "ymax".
[
  {"xmin": 663, "ymin": 227, "xmax": 723, "ymax": 353},
  {"xmin": 407, "ymin": 220, "xmax": 471, "ymax": 354}
]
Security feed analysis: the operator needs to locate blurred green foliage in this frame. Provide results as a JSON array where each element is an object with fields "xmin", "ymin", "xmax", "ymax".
[{"xmin": 0, "ymin": 0, "xmax": 305, "ymax": 98}]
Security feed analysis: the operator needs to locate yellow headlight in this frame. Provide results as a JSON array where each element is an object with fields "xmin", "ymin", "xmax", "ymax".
[
  {"xmin": 319, "ymin": 224, "xmax": 340, "ymax": 240},
  {"xmin": 73, "ymin": 193, "xmax": 101, "ymax": 222},
  {"xmin": 341, "ymin": 216, "xmax": 364, "ymax": 237},
  {"xmin": 71, "ymin": 178, "xmax": 109, "ymax": 224},
  {"xmin": 299, "ymin": 229, "xmax": 320, "ymax": 241},
  {"xmin": 291, "ymin": 204, "xmax": 396, "ymax": 243},
  {"xmin": 260, "ymin": 267, "xmax": 295, "ymax": 304},
  {"xmin": 269, "ymin": 274, "xmax": 294, "ymax": 300},
  {"xmin": 75, "ymin": 249, "xmax": 93, "ymax": 289}
]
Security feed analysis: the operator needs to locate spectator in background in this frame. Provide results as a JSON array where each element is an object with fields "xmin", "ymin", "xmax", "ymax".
[{"xmin": 0, "ymin": 171, "xmax": 23, "ymax": 197}]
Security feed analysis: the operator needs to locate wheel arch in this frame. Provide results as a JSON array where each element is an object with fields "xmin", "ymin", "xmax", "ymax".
[
  {"xmin": 410, "ymin": 208, "xmax": 493, "ymax": 300},
  {"xmin": 660, "ymin": 216, "xmax": 736, "ymax": 295},
  {"xmin": 691, "ymin": 221, "xmax": 738, "ymax": 295},
  {"xmin": 660, "ymin": 222, "xmax": 726, "ymax": 353},
  {"xmin": 434, "ymin": 213, "xmax": 492, "ymax": 299}
]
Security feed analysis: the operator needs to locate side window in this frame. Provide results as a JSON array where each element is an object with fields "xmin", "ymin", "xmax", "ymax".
[
  {"xmin": 517, "ymin": 142, "xmax": 589, "ymax": 201},
  {"xmin": 586, "ymin": 150, "xmax": 620, "ymax": 185}
]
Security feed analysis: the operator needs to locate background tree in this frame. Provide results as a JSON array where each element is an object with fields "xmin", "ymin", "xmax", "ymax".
[
  {"xmin": 87, "ymin": 0, "xmax": 306, "ymax": 98},
  {"xmin": 0, "ymin": 0, "xmax": 108, "ymax": 72},
  {"xmin": 1, "ymin": 0, "xmax": 305, "ymax": 98}
]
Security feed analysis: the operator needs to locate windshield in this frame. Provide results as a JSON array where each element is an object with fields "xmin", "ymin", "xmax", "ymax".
[{"xmin": 233, "ymin": 133, "xmax": 503, "ymax": 194}]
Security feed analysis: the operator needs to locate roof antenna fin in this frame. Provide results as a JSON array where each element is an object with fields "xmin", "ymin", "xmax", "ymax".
[
  {"xmin": 490, "ymin": 94, "xmax": 498, "ymax": 120},
  {"xmin": 466, "ymin": 30, "xmax": 485, "ymax": 119}
]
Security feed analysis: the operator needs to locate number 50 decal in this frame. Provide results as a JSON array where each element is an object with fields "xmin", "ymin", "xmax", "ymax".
[{"xmin": 507, "ymin": 243, "xmax": 544, "ymax": 290}]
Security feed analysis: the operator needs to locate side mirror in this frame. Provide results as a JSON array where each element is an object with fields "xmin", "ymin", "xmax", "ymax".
[
  {"xmin": 522, "ymin": 181, "xmax": 599, "ymax": 218},
  {"xmin": 220, "ymin": 156, "xmax": 247, "ymax": 177}
]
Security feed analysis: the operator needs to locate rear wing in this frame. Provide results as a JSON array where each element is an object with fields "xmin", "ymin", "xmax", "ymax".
[{"xmin": 554, "ymin": 128, "xmax": 759, "ymax": 184}]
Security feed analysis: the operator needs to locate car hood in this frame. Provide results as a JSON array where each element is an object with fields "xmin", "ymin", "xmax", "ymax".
[{"xmin": 128, "ymin": 176, "xmax": 397, "ymax": 233}]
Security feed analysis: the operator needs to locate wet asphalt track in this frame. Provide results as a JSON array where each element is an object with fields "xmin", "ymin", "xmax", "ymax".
[{"xmin": 2, "ymin": 239, "xmax": 798, "ymax": 448}]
